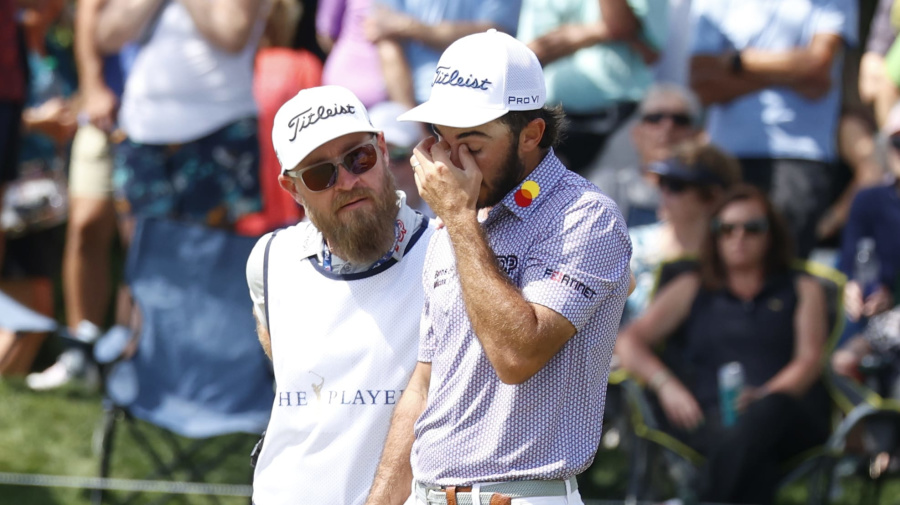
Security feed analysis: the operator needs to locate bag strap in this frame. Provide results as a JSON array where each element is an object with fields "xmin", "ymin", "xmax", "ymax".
[{"xmin": 262, "ymin": 230, "xmax": 279, "ymax": 334}]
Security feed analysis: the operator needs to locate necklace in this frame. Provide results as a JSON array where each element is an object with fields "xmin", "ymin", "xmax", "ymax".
[{"xmin": 321, "ymin": 220, "xmax": 402, "ymax": 273}]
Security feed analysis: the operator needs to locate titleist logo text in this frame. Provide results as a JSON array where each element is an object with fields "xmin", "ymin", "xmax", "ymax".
[
  {"xmin": 287, "ymin": 103, "xmax": 357, "ymax": 141},
  {"xmin": 433, "ymin": 66, "xmax": 491, "ymax": 90}
]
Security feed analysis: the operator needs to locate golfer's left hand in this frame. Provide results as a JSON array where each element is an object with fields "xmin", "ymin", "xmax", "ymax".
[{"xmin": 410, "ymin": 137, "xmax": 482, "ymax": 226}]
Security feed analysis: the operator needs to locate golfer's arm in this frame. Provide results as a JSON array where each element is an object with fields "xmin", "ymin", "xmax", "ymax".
[
  {"xmin": 444, "ymin": 216, "xmax": 576, "ymax": 385},
  {"xmin": 366, "ymin": 362, "xmax": 431, "ymax": 505}
]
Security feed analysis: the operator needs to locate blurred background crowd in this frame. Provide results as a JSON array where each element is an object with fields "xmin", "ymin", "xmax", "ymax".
[{"xmin": 1, "ymin": 0, "xmax": 900, "ymax": 502}]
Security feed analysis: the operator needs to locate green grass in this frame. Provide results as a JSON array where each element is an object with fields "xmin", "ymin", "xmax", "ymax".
[
  {"xmin": 3, "ymin": 375, "xmax": 900, "ymax": 505},
  {"xmin": 0, "ymin": 378, "xmax": 257, "ymax": 505}
]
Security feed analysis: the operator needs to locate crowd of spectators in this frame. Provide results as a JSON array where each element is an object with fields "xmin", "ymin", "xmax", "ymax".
[{"xmin": 1, "ymin": 0, "xmax": 900, "ymax": 500}]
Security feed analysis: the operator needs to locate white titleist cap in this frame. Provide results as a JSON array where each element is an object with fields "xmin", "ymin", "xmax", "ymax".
[
  {"xmin": 272, "ymin": 85, "xmax": 380, "ymax": 174},
  {"xmin": 398, "ymin": 29, "xmax": 546, "ymax": 128}
]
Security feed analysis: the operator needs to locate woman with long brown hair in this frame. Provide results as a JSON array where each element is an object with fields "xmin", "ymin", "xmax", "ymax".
[{"xmin": 616, "ymin": 185, "xmax": 830, "ymax": 504}]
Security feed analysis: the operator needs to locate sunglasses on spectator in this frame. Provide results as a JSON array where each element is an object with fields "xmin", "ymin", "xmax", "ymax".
[
  {"xmin": 890, "ymin": 135, "xmax": 900, "ymax": 152},
  {"xmin": 641, "ymin": 112, "xmax": 693, "ymax": 127},
  {"xmin": 287, "ymin": 139, "xmax": 379, "ymax": 192},
  {"xmin": 712, "ymin": 218, "xmax": 770, "ymax": 237},
  {"xmin": 657, "ymin": 176, "xmax": 695, "ymax": 194}
]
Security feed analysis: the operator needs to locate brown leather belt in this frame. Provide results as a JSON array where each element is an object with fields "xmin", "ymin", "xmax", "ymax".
[{"xmin": 415, "ymin": 477, "xmax": 576, "ymax": 505}]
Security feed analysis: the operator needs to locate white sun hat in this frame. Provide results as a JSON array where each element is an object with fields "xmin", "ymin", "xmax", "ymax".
[
  {"xmin": 398, "ymin": 29, "xmax": 546, "ymax": 128},
  {"xmin": 272, "ymin": 85, "xmax": 380, "ymax": 174}
]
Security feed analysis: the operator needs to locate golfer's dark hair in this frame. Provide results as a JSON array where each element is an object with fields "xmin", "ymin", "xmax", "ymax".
[{"xmin": 498, "ymin": 104, "xmax": 568, "ymax": 149}]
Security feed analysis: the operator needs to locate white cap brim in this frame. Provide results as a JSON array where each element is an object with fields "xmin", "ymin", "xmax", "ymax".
[{"xmin": 398, "ymin": 101, "xmax": 508, "ymax": 128}]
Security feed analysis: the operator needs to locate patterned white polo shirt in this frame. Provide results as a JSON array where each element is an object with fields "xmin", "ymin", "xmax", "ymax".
[{"xmin": 412, "ymin": 149, "xmax": 632, "ymax": 486}]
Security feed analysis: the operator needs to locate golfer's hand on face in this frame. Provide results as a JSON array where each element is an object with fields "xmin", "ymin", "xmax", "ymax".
[{"xmin": 410, "ymin": 137, "xmax": 482, "ymax": 226}]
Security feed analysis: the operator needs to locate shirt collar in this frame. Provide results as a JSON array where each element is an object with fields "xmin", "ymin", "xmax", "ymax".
[{"xmin": 489, "ymin": 148, "xmax": 567, "ymax": 222}]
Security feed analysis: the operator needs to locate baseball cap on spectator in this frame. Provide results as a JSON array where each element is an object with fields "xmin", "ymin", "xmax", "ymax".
[
  {"xmin": 272, "ymin": 85, "xmax": 380, "ymax": 174},
  {"xmin": 398, "ymin": 29, "xmax": 545, "ymax": 128},
  {"xmin": 369, "ymin": 102, "xmax": 421, "ymax": 151},
  {"xmin": 648, "ymin": 158, "xmax": 724, "ymax": 185}
]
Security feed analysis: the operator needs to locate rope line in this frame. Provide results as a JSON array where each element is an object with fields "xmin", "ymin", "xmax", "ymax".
[{"xmin": 0, "ymin": 472, "xmax": 252, "ymax": 497}]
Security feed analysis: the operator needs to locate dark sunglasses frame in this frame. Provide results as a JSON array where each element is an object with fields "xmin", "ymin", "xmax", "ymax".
[
  {"xmin": 657, "ymin": 176, "xmax": 694, "ymax": 194},
  {"xmin": 712, "ymin": 218, "xmax": 770, "ymax": 237},
  {"xmin": 287, "ymin": 139, "xmax": 379, "ymax": 192},
  {"xmin": 641, "ymin": 112, "xmax": 693, "ymax": 127}
]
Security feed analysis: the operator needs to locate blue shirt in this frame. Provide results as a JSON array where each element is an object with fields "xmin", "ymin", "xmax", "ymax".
[
  {"xmin": 839, "ymin": 181, "xmax": 900, "ymax": 296},
  {"xmin": 413, "ymin": 150, "xmax": 632, "ymax": 485},
  {"xmin": 690, "ymin": 0, "xmax": 858, "ymax": 161},
  {"xmin": 376, "ymin": 0, "xmax": 522, "ymax": 104},
  {"xmin": 518, "ymin": 0, "xmax": 668, "ymax": 111}
]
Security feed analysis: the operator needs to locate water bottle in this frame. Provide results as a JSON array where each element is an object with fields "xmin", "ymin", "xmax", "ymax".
[
  {"xmin": 855, "ymin": 237, "xmax": 880, "ymax": 297},
  {"xmin": 718, "ymin": 362, "xmax": 745, "ymax": 427}
]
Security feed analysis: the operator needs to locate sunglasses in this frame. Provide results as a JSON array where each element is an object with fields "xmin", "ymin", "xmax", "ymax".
[
  {"xmin": 287, "ymin": 139, "xmax": 379, "ymax": 192},
  {"xmin": 642, "ymin": 112, "xmax": 693, "ymax": 127},
  {"xmin": 657, "ymin": 176, "xmax": 693, "ymax": 194},
  {"xmin": 712, "ymin": 218, "xmax": 770, "ymax": 237},
  {"xmin": 890, "ymin": 135, "xmax": 900, "ymax": 152}
]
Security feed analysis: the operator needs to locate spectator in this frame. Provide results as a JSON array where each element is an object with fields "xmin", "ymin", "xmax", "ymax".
[
  {"xmin": 28, "ymin": 0, "xmax": 131, "ymax": 390},
  {"xmin": 864, "ymin": 0, "xmax": 900, "ymax": 125},
  {"xmin": 236, "ymin": 0, "xmax": 315, "ymax": 236},
  {"xmin": 365, "ymin": 0, "xmax": 522, "ymax": 108},
  {"xmin": 368, "ymin": 101, "xmax": 430, "ymax": 215},
  {"xmin": 96, "ymin": 0, "xmax": 267, "ymax": 234},
  {"xmin": 653, "ymin": 0, "xmax": 693, "ymax": 86},
  {"xmin": 1, "ymin": 0, "xmax": 76, "ymax": 376},
  {"xmin": 0, "ymin": 0, "xmax": 29, "ymax": 267},
  {"xmin": 816, "ymin": 112, "xmax": 886, "ymax": 243},
  {"xmin": 623, "ymin": 142, "xmax": 740, "ymax": 324},
  {"xmin": 317, "ymin": 0, "xmax": 387, "ymax": 108},
  {"xmin": 832, "ymin": 305, "xmax": 900, "ymax": 398},
  {"xmin": 616, "ymin": 185, "xmax": 830, "ymax": 504},
  {"xmin": 591, "ymin": 83, "xmax": 704, "ymax": 226},
  {"xmin": 518, "ymin": 0, "xmax": 669, "ymax": 175},
  {"xmin": 835, "ymin": 102, "xmax": 900, "ymax": 334},
  {"xmin": 690, "ymin": 0, "xmax": 858, "ymax": 258}
]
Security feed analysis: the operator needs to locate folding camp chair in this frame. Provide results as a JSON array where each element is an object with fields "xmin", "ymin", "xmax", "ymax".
[
  {"xmin": 617, "ymin": 260, "xmax": 849, "ymax": 504},
  {"xmin": 92, "ymin": 218, "xmax": 274, "ymax": 505}
]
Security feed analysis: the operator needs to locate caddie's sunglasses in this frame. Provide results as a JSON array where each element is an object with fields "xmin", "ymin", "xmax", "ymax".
[
  {"xmin": 642, "ymin": 112, "xmax": 693, "ymax": 127},
  {"xmin": 712, "ymin": 218, "xmax": 770, "ymax": 237},
  {"xmin": 287, "ymin": 139, "xmax": 379, "ymax": 192}
]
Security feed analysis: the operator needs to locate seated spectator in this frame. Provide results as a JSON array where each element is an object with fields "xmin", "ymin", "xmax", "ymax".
[
  {"xmin": 518, "ymin": 0, "xmax": 668, "ymax": 176},
  {"xmin": 833, "ymin": 306, "xmax": 900, "ymax": 398},
  {"xmin": 623, "ymin": 141, "xmax": 740, "ymax": 324},
  {"xmin": 591, "ymin": 83, "xmax": 704, "ymax": 227},
  {"xmin": 365, "ymin": 0, "xmax": 522, "ymax": 108},
  {"xmin": 837, "ymin": 104, "xmax": 900, "ymax": 325},
  {"xmin": 831, "ymin": 103, "xmax": 900, "ymax": 387},
  {"xmin": 616, "ymin": 185, "xmax": 830, "ymax": 504},
  {"xmin": 368, "ymin": 101, "xmax": 430, "ymax": 216}
]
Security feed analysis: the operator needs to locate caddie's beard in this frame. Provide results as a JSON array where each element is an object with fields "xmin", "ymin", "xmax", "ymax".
[
  {"xmin": 305, "ymin": 170, "xmax": 400, "ymax": 266},
  {"xmin": 478, "ymin": 136, "xmax": 526, "ymax": 209}
]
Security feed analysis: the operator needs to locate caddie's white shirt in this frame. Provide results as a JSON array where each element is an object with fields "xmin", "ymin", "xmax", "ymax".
[{"xmin": 246, "ymin": 197, "xmax": 433, "ymax": 505}]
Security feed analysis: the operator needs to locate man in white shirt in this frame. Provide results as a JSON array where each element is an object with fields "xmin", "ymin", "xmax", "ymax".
[{"xmin": 245, "ymin": 85, "xmax": 432, "ymax": 505}]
